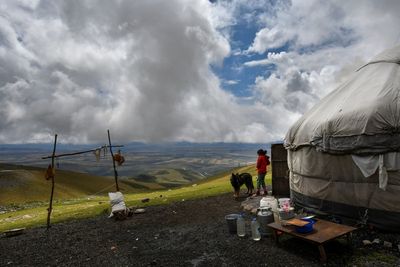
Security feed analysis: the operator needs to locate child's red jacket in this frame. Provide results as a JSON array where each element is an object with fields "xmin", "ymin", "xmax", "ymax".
[{"xmin": 257, "ymin": 155, "xmax": 270, "ymax": 174}]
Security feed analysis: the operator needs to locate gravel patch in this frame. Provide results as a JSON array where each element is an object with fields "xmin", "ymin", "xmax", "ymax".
[{"xmin": 1, "ymin": 193, "xmax": 399, "ymax": 266}]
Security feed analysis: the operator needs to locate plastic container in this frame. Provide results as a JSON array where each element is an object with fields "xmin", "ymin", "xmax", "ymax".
[
  {"xmin": 278, "ymin": 198, "xmax": 291, "ymax": 209},
  {"xmin": 260, "ymin": 196, "xmax": 278, "ymax": 212},
  {"xmin": 251, "ymin": 218, "xmax": 261, "ymax": 241},
  {"xmin": 225, "ymin": 214, "xmax": 240, "ymax": 234},
  {"xmin": 236, "ymin": 214, "xmax": 246, "ymax": 237},
  {"xmin": 295, "ymin": 218, "xmax": 315, "ymax": 234}
]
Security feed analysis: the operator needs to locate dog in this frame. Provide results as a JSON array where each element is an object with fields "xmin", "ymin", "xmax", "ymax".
[{"xmin": 230, "ymin": 173, "xmax": 254, "ymax": 198}]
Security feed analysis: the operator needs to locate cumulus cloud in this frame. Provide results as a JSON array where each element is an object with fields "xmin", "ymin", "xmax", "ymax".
[
  {"xmin": 223, "ymin": 79, "xmax": 239, "ymax": 85},
  {"xmin": 0, "ymin": 0, "xmax": 400, "ymax": 144},
  {"xmin": 0, "ymin": 0, "xmax": 260, "ymax": 143},
  {"xmin": 244, "ymin": 0, "xmax": 400, "ymax": 131}
]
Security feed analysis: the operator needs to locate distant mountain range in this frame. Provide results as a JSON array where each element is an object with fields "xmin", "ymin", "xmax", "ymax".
[{"xmin": 0, "ymin": 142, "xmax": 274, "ymax": 182}]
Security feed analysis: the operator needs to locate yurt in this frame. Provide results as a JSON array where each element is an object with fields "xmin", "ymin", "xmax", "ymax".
[{"xmin": 284, "ymin": 45, "xmax": 400, "ymax": 230}]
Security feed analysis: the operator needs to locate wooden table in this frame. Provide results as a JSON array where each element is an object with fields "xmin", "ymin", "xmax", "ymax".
[{"xmin": 267, "ymin": 219, "xmax": 357, "ymax": 263}]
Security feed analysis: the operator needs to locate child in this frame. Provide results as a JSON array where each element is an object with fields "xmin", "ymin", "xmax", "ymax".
[{"xmin": 254, "ymin": 149, "xmax": 270, "ymax": 196}]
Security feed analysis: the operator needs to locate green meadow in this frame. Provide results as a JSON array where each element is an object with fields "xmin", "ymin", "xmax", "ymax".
[{"xmin": 0, "ymin": 164, "xmax": 272, "ymax": 232}]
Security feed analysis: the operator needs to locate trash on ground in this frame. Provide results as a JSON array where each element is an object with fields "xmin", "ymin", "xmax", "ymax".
[
  {"xmin": 3, "ymin": 228, "xmax": 25, "ymax": 237},
  {"xmin": 108, "ymin": 192, "xmax": 132, "ymax": 220},
  {"xmin": 134, "ymin": 208, "xmax": 146, "ymax": 214}
]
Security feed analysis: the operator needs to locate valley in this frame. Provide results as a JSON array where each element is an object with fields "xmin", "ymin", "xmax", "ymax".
[{"xmin": 0, "ymin": 143, "xmax": 271, "ymax": 207}]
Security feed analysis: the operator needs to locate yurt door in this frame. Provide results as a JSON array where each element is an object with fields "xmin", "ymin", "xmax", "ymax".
[{"xmin": 271, "ymin": 143, "xmax": 290, "ymax": 197}]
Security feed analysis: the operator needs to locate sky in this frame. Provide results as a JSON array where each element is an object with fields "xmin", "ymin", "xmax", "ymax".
[{"xmin": 0, "ymin": 0, "xmax": 400, "ymax": 144}]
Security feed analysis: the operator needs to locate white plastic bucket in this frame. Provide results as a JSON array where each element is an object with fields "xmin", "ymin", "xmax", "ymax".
[
  {"xmin": 278, "ymin": 198, "xmax": 291, "ymax": 209},
  {"xmin": 260, "ymin": 196, "xmax": 278, "ymax": 212}
]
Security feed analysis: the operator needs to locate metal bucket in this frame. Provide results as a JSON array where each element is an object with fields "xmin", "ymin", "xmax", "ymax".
[
  {"xmin": 278, "ymin": 207, "xmax": 295, "ymax": 220},
  {"xmin": 225, "ymin": 214, "xmax": 240, "ymax": 234},
  {"xmin": 257, "ymin": 208, "xmax": 274, "ymax": 236}
]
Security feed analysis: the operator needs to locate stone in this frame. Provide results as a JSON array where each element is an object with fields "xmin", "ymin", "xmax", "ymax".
[
  {"xmin": 362, "ymin": 240, "xmax": 372, "ymax": 245},
  {"xmin": 243, "ymin": 204, "xmax": 252, "ymax": 212},
  {"xmin": 134, "ymin": 208, "xmax": 146, "ymax": 214},
  {"xmin": 241, "ymin": 196, "xmax": 263, "ymax": 213},
  {"xmin": 372, "ymin": 238, "xmax": 380, "ymax": 244},
  {"xmin": 383, "ymin": 241, "xmax": 392, "ymax": 248}
]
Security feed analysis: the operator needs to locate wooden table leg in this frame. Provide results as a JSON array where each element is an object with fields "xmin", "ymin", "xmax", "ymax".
[
  {"xmin": 346, "ymin": 233, "xmax": 353, "ymax": 245},
  {"xmin": 272, "ymin": 230, "xmax": 280, "ymax": 244},
  {"xmin": 318, "ymin": 244, "xmax": 327, "ymax": 263}
]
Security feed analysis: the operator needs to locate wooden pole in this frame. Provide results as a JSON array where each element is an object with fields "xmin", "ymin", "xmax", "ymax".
[
  {"xmin": 47, "ymin": 134, "xmax": 58, "ymax": 230},
  {"xmin": 107, "ymin": 129, "xmax": 119, "ymax": 191},
  {"xmin": 41, "ymin": 145, "xmax": 123, "ymax": 159}
]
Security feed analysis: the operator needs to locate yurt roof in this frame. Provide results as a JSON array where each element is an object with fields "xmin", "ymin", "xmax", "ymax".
[{"xmin": 285, "ymin": 45, "xmax": 400, "ymax": 155}]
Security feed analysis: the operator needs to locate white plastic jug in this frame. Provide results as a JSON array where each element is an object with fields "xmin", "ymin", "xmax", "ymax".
[{"xmin": 260, "ymin": 196, "xmax": 278, "ymax": 212}]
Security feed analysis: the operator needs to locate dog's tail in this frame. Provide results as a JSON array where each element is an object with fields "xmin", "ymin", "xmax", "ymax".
[{"xmin": 248, "ymin": 176, "xmax": 254, "ymax": 189}]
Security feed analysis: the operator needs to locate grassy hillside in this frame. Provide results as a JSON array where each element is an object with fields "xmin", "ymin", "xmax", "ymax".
[
  {"xmin": 0, "ymin": 164, "xmax": 272, "ymax": 232},
  {"xmin": 0, "ymin": 163, "xmax": 146, "ymax": 205},
  {"xmin": 0, "ymin": 163, "xmax": 213, "ymax": 205}
]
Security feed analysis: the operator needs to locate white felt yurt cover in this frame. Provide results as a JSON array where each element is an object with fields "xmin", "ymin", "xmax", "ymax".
[
  {"xmin": 284, "ymin": 45, "xmax": 400, "ymax": 230},
  {"xmin": 285, "ymin": 45, "xmax": 400, "ymax": 155}
]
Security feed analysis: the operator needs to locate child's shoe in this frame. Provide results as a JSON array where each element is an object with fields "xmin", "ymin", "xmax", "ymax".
[{"xmin": 262, "ymin": 186, "xmax": 268, "ymax": 196}]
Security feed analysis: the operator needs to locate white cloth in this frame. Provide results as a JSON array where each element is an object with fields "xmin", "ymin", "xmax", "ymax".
[
  {"xmin": 379, "ymin": 154, "xmax": 388, "ymax": 190},
  {"xmin": 352, "ymin": 154, "xmax": 379, "ymax": 177},
  {"xmin": 352, "ymin": 152, "xmax": 400, "ymax": 190},
  {"xmin": 108, "ymin": 192, "xmax": 127, "ymax": 217}
]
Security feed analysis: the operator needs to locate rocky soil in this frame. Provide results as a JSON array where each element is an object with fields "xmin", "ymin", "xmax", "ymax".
[{"xmin": 1, "ymin": 193, "xmax": 399, "ymax": 266}]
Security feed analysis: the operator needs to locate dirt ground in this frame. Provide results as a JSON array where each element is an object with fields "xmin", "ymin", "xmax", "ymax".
[{"xmin": 1, "ymin": 193, "xmax": 399, "ymax": 267}]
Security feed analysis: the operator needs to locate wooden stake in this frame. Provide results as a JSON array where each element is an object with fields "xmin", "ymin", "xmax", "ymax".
[
  {"xmin": 107, "ymin": 130, "xmax": 119, "ymax": 191},
  {"xmin": 41, "ymin": 145, "xmax": 123, "ymax": 159},
  {"xmin": 47, "ymin": 134, "xmax": 57, "ymax": 230}
]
